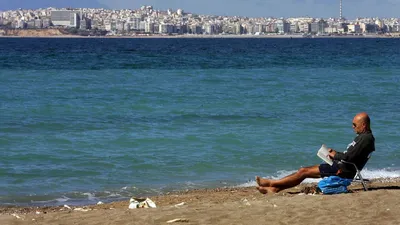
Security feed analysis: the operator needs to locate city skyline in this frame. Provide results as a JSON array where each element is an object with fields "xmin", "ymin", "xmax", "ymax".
[{"xmin": 1, "ymin": 0, "xmax": 400, "ymax": 19}]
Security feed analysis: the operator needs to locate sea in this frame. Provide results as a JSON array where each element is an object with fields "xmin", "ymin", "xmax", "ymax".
[{"xmin": 1, "ymin": 37, "xmax": 400, "ymax": 206}]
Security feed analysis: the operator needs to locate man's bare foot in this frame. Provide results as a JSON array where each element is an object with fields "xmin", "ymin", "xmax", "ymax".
[
  {"xmin": 256, "ymin": 186, "xmax": 279, "ymax": 194},
  {"xmin": 255, "ymin": 176, "xmax": 272, "ymax": 187}
]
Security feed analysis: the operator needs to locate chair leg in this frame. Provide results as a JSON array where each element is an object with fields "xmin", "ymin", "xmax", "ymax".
[
  {"xmin": 361, "ymin": 181, "xmax": 368, "ymax": 191},
  {"xmin": 358, "ymin": 172, "xmax": 368, "ymax": 191}
]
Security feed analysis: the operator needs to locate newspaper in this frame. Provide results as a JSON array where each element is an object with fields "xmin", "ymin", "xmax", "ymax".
[{"xmin": 317, "ymin": 144, "xmax": 333, "ymax": 166}]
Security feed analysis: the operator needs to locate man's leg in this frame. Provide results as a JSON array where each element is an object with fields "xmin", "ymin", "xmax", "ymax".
[{"xmin": 256, "ymin": 165, "xmax": 321, "ymax": 194}]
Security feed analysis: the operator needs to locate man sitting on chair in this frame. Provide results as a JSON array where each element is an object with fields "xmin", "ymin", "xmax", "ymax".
[{"xmin": 256, "ymin": 112, "xmax": 375, "ymax": 194}]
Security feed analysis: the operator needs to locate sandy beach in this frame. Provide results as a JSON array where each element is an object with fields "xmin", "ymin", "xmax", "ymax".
[{"xmin": 1, "ymin": 179, "xmax": 400, "ymax": 225}]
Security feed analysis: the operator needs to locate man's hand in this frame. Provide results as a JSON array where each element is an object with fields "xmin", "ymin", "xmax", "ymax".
[{"xmin": 328, "ymin": 148, "xmax": 336, "ymax": 159}]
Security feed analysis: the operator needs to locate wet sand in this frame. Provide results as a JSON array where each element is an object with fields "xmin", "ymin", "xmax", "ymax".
[{"xmin": 1, "ymin": 179, "xmax": 400, "ymax": 225}]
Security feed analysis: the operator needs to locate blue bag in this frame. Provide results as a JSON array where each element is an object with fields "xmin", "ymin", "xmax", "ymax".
[{"xmin": 318, "ymin": 176, "xmax": 352, "ymax": 194}]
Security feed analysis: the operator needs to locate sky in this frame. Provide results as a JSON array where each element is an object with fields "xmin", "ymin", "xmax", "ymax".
[{"xmin": 1, "ymin": 0, "xmax": 400, "ymax": 18}]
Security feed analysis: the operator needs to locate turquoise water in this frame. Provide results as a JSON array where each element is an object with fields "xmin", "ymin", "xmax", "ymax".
[{"xmin": 1, "ymin": 38, "xmax": 400, "ymax": 206}]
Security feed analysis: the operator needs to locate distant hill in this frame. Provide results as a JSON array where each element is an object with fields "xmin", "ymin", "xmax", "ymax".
[{"xmin": 0, "ymin": 0, "xmax": 108, "ymax": 11}]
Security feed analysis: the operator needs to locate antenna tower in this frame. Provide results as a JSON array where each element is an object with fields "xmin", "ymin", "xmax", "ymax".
[{"xmin": 339, "ymin": 0, "xmax": 343, "ymax": 21}]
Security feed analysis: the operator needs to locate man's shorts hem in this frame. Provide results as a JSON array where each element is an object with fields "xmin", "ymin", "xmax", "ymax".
[{"xmin": 319, "ymin": 163, "xmax": 340, "ymax": 178}]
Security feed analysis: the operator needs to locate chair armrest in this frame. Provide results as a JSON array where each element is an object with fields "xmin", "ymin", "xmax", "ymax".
[{"xmin": 340, "ymin": 160, "xmax": 360, "ymax": 172}]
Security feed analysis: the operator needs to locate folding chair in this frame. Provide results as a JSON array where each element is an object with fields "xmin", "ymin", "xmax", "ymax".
[{"xmin": 340, "ymin": 152, "xmax": 373, "ymax": 191}]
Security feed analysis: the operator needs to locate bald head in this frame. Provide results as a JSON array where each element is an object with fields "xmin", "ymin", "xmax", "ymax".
[{"xmin": 352, "ymin": 112, "xmax": 371, "ymax": 134}]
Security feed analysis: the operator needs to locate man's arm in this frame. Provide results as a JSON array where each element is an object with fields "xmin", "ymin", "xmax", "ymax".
[
  {"xmin": 332, "ymin": 150, "xmax": 346, "ymax": 161},
  {"xmin": 332, "ymin": 136, "xmax": 369, "ymax": 162},
  {"xmin": 328, "ymin": 148, "xmax": 351, "ymax": 161}
]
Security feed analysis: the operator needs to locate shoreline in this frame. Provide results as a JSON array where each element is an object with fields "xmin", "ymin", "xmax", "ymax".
[
  {"xmin": 1, "ymin": 177, "xmax": 399, "ymax": 208},
  {"xmin": 1, "ymin": 177, "xmax": 400, "ymax": 208},
  {"xmin": 1, "ymin": 179, "xmax": 400, "ymax": 224},
  {"xmin": 1, "ymin": 34, "xmax": 400, "ymax": 39}
]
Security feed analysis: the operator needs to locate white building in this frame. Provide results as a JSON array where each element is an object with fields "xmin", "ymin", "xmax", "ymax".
[
  {"xmin": 347, "ymin": 24, "xmax": 361, "ymax": 33},
  {"xmin": 159, "ymin": 23, "xmax": 172, "ymax": 34},
  {"xmin": 145, "ymin": 22, "xmax": 155, "ymax": 33},
  {"xmin": 51, "ymin": 10, "xmax": 80, "ymax": 28},
  {"xmin": 177, "ymin": 9, "xmax": 183, "ymax": 16}
]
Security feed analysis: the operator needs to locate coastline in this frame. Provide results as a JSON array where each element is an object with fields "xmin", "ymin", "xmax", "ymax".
[
  {"xmin": 1, "ymin": 179, "xmax": 400, "ymax": 224},
  {"xmin": 1, "ymin": 29, "xmax": 399, "ymax": 39},
  {"xmin": 1, "ymin": 35, "xmax": 399, "ymax": 39}
]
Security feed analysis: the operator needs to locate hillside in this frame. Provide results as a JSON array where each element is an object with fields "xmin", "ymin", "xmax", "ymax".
[{"xmin": 0, "ymin": 28, "xmax": 70, "ymax": 37}]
